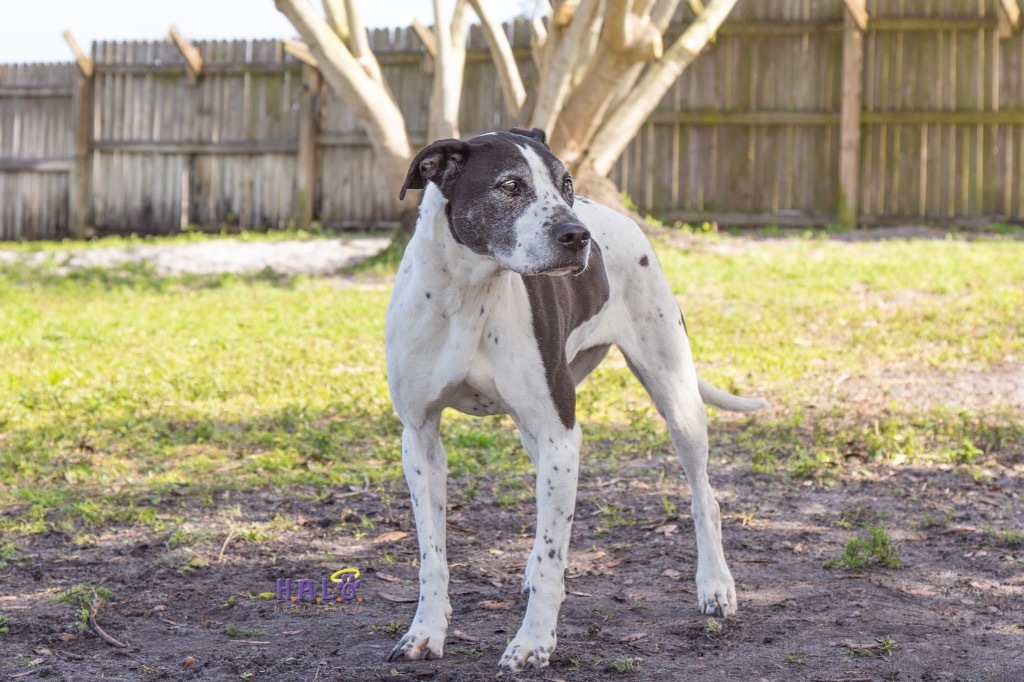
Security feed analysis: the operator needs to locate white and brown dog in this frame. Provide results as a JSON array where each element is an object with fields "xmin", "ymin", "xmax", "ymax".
[{"xmin": 384, "ymin": 128, "xmax": 766, "ymax": 671}]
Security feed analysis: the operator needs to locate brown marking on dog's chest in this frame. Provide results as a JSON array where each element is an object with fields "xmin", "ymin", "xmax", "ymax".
[{"xmin": 522, "ymin": 243, "xmax": 610, "ymax": 429}]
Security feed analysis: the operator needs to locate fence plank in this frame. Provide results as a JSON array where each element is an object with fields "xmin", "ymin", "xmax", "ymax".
[{"xmin": 3, "ymin": 2, "xmax": 1024, "ymax": 239}]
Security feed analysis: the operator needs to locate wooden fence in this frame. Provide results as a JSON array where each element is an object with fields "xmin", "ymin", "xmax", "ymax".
[{"xmin": 1, "ymin": 0, "xmax": 1023, "ymax": 240}]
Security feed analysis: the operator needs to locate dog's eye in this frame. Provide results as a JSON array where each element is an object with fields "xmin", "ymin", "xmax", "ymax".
[
  {"xmin": 500, "ymin": 180, "xmax": 520, "ymax": 195},
  {"xmin": 562, "ymin": 175, "xmax": 574, "ymax": 196}
]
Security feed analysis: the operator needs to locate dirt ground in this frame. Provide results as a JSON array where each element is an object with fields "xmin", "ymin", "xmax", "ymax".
[{"xmin": 1, "ymin": 401, "xmax": 1022, "ymax": 681}]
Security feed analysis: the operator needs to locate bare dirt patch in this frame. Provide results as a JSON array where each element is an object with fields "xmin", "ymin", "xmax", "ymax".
[
  {"xmin": 1, "ymin": 426, "xmax": 1021, "ymax": 681},
  {"xmin": 0, "ymin": 237, "xmax": 391, "ymax": 276}
]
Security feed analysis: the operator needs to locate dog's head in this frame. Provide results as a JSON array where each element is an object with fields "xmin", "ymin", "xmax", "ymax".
[{"xmin": 400, "ymin": 128, "xmax": 591, "ymax": 276}]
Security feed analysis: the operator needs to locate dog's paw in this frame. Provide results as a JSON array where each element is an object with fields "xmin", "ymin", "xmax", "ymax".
[
  {"xmin": 498, "ymin": 627, "xmax": 556, "ymax": 671},
  {"xmin": 696, "ymin": 568, "xmax": 737, "ymax": 617},
  {"xmin": 386, "ymin": 621, "xmax": 448, "ymax": 662}
]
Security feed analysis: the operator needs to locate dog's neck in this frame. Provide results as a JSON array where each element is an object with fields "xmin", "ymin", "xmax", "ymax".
[{"xmin": 411, "ymin": 184, "xmax": 507, "ymax": 289}]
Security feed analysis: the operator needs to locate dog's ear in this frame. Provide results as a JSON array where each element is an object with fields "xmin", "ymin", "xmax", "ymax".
[
  {"xmin": 399, "ymin": 139, "xmax": 470, "ymax": 200},
  {"xmin": 509, "ymin": 127, "xmax": 548, "ymax": 147}
]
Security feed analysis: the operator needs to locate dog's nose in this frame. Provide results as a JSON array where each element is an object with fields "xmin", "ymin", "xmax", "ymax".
[{"xmin": 553, "ymin": 222, "xmax": 591, "ymax": 252}]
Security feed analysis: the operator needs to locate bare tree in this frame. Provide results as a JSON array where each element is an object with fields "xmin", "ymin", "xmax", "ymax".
[{"xmin": 274, "ymin": 0, "xmax": 738, "ymax": 213}]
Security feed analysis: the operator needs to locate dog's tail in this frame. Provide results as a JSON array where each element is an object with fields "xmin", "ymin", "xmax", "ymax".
[{"xmin": 698, "ymin": 376, "xmax": 769, "ymax": 413}]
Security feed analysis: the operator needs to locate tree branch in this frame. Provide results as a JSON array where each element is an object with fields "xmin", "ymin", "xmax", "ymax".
[
  {"xmin": 451, "ymin": 0, "xmax": 472, "ymax": 73},
  {"xmin": 581, "ymin": 0, "xmax": 737, "ymax": 178},
  {"xmin": 606, "ymin": 0, "xmax": 663, "ymax": 60},
  {"xmin": 530, "ymin": 14, "xmax": 548, "ymax": 72},
  {"xmin": 322, "ymin": 0, "xmax": 350, "ymax": 44},
  {"xmin": 427, "ymin": 0, "xmax": 462, "ymax": 140},
  {"xmin": 342, "ymin": 0, "xmax": 385, "ymax": 87},
  {"xmin": 468, "ymin": 0, "xmax": 527, "ymax": 116},
  {"xmin": 652, "ymin": 0, "xmax": 683, "ymax": 32},
  {"xmin": 529, "ymin": 0, "xmax": 602, "ymax": 135},
  {"xmin": 274, "ymin": 0, "xmax": 410, "ymax": 169}
]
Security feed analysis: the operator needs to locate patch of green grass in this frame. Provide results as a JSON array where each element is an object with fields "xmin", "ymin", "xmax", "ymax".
[
  {"xmin": 1, "ymin": 234, "xmax": 1022, "ymax": 541},
  {"xmin": 823, "ymin": 526, "xmax": 901, "ymax": 570},
  {"xmin": 844, "ymin": 635, "xmax": 899, "ymax": 659},
  {"xmin": 53, "ymin": 583, "xmax": 112, "ymax": 608},
  {"xmin": 596, "ymin": 502, "xmax": 634, "ymax": 528},
  {"xmin": 915, "ymin": 509, "xmax": 955, "ymax": 530},
  {"xmin": 833, "ymin": 503, "xmax": 883, "ymax": 529},
  {"xmin": 984, "ymin": 526, "xmax": 1024, "ymax": 548},
  {"xmin": 224, "ymin": 623, "xmax": 265, "ymax": 640},
  {"xmin": 610, "ymin": 656, "xmax": 643, "ymax": 673},
  {"xmin": 370, "ymin": 620, "xmax": 407, "ymax": 636}
]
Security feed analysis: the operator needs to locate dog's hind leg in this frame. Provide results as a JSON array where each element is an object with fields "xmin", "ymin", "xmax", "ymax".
[
  {"xmin": 619, "ymin": 330, "xmax": 737, "ymax": 618},
  {"xmin": 388, "ymin": 417, "xmax": 452, "ymax": 661}
]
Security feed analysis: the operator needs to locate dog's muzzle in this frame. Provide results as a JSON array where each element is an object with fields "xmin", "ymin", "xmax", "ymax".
[
  {"xmin": 553, "ymin": 221, "xmax": 591, "ymax": 253},
  {"xmin": 543, "ymin": 220, "xmax": 592, "ymax": 275}
]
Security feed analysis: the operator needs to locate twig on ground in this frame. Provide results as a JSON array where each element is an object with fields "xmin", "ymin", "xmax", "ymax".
[
  {"xmin": 89, "ymin": 589, "xmax": 128, "ymax": 648},
  {"xmin": 218, "ymin": 530, "xmax": 236, "ymax": 564},
  {"xmin": 87, "ymin": 611, "xmax": 128, "ymax": 648}
]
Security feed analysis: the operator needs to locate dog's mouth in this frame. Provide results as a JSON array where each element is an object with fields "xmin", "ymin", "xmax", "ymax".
[{"xmin": 539, "ymin": 263, "xmax": 587, "ymax": 276}]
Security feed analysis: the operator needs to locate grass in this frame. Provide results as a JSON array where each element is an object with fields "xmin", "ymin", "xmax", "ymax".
[
  {"xmin": 610, "ymin": 656, "xmax": 643, "ymax": 673},
  {"xmin": 822, "ymin": 526, "xmax": 901, "ymax": 570},
  {"xmin": 224, "ymin": 623, "xmax": 265, "ymax": 640},
  {"xmin": 0, "ymin": 231, "xmax": 1022, "ymax": 539}
]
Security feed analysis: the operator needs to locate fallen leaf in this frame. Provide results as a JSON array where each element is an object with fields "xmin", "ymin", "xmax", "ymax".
[
  {"xmin": 567, "ymin": 590, "xmax": 594, "ymax": 597},
  {"xmin": 57, "ymin": 633, "xmax": 77, "ymax": 642},
  {"xmin": 375, "ymin": 573, "xmax": 401, "ymax": 583},
  {"xmin": 620, "ymin": 632, "xmax": 648, "ymax": 643},
  {"xmin": 478, "ymin": 600, "xmax": 513, "ymax": 611},
  {"xmin": 792, "ymin": 542, "xmax": 805, "ymax": 554},
  {"xmin": 32, "ymin": 646, "xmax": 52, "ymax": 656},
  {"xmin": 182, "ymin": 656, "xmax": 196, "ymax": 668},
  {"xmin": 149, "ymin": 604, "xmax": 167, "ymax": 615},
  {"xmin": 279, "ymin": 630, "xmax": 302, "ymax": 636},
  {"xmin": 653, "ymin": 524, "xmax": 678, "ymax": 535},
  {"xmin": 661, "ymin": 569, "xmax": 681, "ymax": 579},
  {"xmin": 372, "ymin": 531, "xmax": 409, "ymax": 545},
  {"xmin": 452, "ymin": 629, "xmax": 480, "ymax": 642},
  {"xmin": 379, "ymin": 592, "xmax": 418, "ymax": 603},
  {"xmin": 603, "ymin": 560, "xmax": 623, "ymax": 569}
]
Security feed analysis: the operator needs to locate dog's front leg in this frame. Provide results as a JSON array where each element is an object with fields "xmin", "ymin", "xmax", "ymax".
[
  {"xmin": 499, "ymin": 423, "xmax": 581, "ymax": 671},
  {"xmin": 388, "ymin": 420, "xmax": 451, "ymax": 661}
]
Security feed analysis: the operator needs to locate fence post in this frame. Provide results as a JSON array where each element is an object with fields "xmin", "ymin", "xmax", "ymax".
[
  {"xmin": 65, "ymin": 31, "xmax": 94, "ymax": 239},
  {"xmin": 838, "ymin": 1, "xmax": 866, "ymax": 229},
  {"xmin": 296, "ymin": 64, "xmax": 320, "ymax": 230}
]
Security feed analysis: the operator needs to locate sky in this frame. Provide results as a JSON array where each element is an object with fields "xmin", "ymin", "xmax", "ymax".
[{"xmin": 0, "ymin": 0, "xmax": 533, "ymax": 64}]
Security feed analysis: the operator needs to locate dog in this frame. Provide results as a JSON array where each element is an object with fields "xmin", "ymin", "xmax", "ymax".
[{"xmin": 384, "ymin": 128, "xmax": 767, "ymax": 671}]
